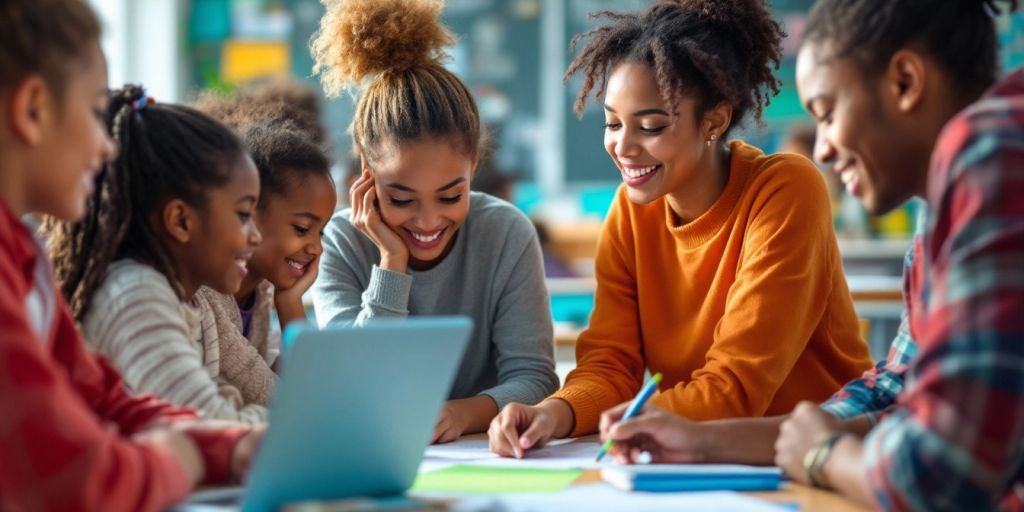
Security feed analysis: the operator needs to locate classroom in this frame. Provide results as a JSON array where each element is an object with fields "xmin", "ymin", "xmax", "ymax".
[{"xmin": 1, "ymin": 0, "xmax": 1022, "ymax": 510}]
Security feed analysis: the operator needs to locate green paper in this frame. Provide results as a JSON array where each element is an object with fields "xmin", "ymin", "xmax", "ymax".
[{"xmin": 412, "ymin": 465, "xmax": 583, "ymax": 494}]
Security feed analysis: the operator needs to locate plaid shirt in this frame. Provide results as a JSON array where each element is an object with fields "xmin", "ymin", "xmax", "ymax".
[
  {"xmin": 821, "ymin": 240, "xmax": 919, "ymax": 424},
  {"xmin": 863, "ymin": 68, "xmax": 1024, "ymax": 511}
]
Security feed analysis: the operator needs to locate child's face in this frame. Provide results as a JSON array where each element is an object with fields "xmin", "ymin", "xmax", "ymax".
[
  {"xmin": 249, "ymin": 172, "xmax": 337, "ymax": 289},
  {"xmin": 602, "ymin": 61, "xmax": 709, "ymax": 206},
  {"xmin": 370, "ymin": 138, "xmax": 474, "ymax": 267},
  {"xmin": 186, "ymin": 155, "xmax": 262, "ymax": 295},
  {"xmin": 27, "ymin": 42, "xmax": 115, "ymax": 220}
]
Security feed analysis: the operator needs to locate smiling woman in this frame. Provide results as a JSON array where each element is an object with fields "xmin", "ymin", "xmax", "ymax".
[
  {"xmin": 488, "ymin": 0, "xmax": 875, "ymax": 458},
  {"xmin": 309, "ymin": 0, "xmax": 559, "ymax": 445}
]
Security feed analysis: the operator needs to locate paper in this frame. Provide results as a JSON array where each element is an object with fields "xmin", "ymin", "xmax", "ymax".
[
  {"xmin": 451, "ymin": 483, "xmax": 791, "ymax": 512},
  {"xmin": 421, "ymin": 438, "xmax": 608, "ymax": 470},
  {"xmin": 411, "ymin": 465, "xmax": 583, "ymax": 494}
]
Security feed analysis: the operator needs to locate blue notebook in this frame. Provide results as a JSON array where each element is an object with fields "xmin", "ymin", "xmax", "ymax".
[{"xmin": 601, "ymin": 464, "xmax": 784, "ymax": 493}]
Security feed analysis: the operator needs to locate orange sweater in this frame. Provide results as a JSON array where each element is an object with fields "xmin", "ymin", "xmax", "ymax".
[{"xmin": 552, "ymin": 141, "xmax": 873, "ymax": 436}]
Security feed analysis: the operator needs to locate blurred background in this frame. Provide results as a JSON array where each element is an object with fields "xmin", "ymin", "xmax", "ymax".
[{"xmin": 89, "ymin": 0, "xmax": 1024, "ymax": 372}]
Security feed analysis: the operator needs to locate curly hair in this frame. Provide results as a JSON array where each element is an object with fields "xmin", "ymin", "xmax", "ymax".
[
  {"xmin": 803, "ymin": 0, "xmax": 1020, "ymax": 97},
  {"xmin": 564, "ymin": 0, "xmax": 784, "ymax": 136},
  {"xmin": 194, "ymin": 82, "xmax": 328, "ymax": 147},
  {"xmin": 310, "ymin": 0, "xmax": 482, "ymax": 162},
  {"xmin": 43, "ymin": 85, "xmax": 247, "ymax": 321}
]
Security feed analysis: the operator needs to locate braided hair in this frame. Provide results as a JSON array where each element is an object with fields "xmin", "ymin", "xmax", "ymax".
[
  {"xmin": 43, "ymin": 84, "xmax": 246, "ymax": 321},
  {"xmin": 564, "ymin": 0, "xmax": 785, "ymax": 136}
]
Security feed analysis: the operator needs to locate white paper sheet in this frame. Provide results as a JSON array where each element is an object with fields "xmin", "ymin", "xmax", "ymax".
[
  {"xmin": 451, "ymin": 483, "xmax": 790, "ymax": 512},
  {"xmin": 420, "ymin": 438, "xmax": 611, "ymax": 471}
]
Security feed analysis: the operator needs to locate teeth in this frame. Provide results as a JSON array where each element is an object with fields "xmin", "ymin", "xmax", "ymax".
[
  {"xmin": 236, "ymin": 259, "xmax": 247, "ymax": 269},
  {"xmin": 840, "ymin": 169, "xmax": 856, "ymax": 185},
  {"xmin": 624, "ymin": 165, "xmax": 659, "ymax": 178},
  {"xmin": 287, "ymin": 259, "xmax": 305, "ymax": 270},
  {"xmin": 411, "ymin": 230, "xmax": 442, "ymax": 243}
]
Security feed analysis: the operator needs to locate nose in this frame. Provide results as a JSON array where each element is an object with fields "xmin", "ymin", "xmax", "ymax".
[
  {"xmin": 411, "ymin": 206, "xmax": 442, "ymax": 232},
  {"xmin": 813, "ymin": 128, "xmax": 836, "ymax": 166},
  {"xmin": 248, "ymin": 221, "xmax": 262, "ymax": 247},
  {"xmin": 612, "ymin": 129, "xmax": 642, "ymax": 160},
  {"xmin": 101, "ymin": 133, "xmax": 117, "ymax": 163}
]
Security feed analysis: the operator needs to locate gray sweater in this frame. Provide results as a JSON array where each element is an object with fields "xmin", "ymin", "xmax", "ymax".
[{"xmin": 312, "ymin": 192, "xmax": 558, "ymax": 408}]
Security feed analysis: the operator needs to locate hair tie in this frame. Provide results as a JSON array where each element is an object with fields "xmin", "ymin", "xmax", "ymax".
[{"xmin": 133, "ymin": 94, "xmax": 155, "ymax": 111}]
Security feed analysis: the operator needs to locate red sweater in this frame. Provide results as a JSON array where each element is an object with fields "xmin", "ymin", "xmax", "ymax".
[{"xmin": 0, "ymin": 199, "xmax": 243, "ymax": 511}]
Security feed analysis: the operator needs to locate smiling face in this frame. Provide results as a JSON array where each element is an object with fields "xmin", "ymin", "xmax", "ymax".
[
  {"xmin": 368, "ymin": 137, "xmax": 474, "ymax": 269},
  {"xmin": 183, "ymin": 155, "xmax": 263, "ymax": 295},
  {"xmin": 248, "ymin": 172, "xmax": 337, "ymax": 289},
  {"xmin": 796, "ymin": 43, "xmax": 927, "ymax": 215},
  {"xmin": 602, "ymin": 61, "xmax": 720, "ymax": 208}
]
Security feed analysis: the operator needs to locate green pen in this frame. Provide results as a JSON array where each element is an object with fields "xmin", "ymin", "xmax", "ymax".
[{"xmin": 596, "ymin": 372, "xmax": 663, "ymax": 462}]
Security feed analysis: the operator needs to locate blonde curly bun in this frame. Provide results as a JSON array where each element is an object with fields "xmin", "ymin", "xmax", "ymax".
[{"xmin": 311, "ymin": 0, "xmax": 455, "ymax": 97}]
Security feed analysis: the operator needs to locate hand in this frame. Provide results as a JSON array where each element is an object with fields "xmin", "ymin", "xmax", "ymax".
[
  {"xmin": 774, "ymin": 402, "xmax": 841, "ymax": 484},
  {"xmin": 231, "ymin": 427, "xmax": 265, "ymax": 482},
  {"xmin": 432, "ymin": 401, "xmax": 470, "ymax": 444},
  {"xmin": 274, "ymin": 252, "xmax": 320, "ymax": 304},
  {"xmin": 133, "ymin": 428, "xmax": 204, "ymax": 486},
  {"xmin": 599, "ymin": 402, "xmax": 708, "ymax": 464},
  {"xmin": 488, "ymin": 400, "xmax": 573, "ymax": 458},
  {"xmin": 350, "ymin": 170, "xmax": 407, "ymax": 272}
]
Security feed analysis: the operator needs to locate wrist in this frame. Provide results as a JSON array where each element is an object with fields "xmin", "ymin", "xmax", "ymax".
[
  {"xmin": 379, "ymin": 253, "xmax": 408, "ymax": 273},
  {"xmin": 803, "ymin": 432, "xmax": 846, "ymax": 488},
  {"xmin": 540, "ymin": 399, "xmax": 575, "ymax": 438}
]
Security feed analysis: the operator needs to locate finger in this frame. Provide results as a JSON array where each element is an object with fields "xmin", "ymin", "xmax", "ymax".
[
  {"xmin": 349, "ymin": 174, "xmax": 372, "ymax": 213},
  {"xmin": 489, "ymin": 413, "xmax": 519, "ymax": 457},
  {"xmin": 599, "ymin": 402, "xmax": 631, "ymax": 439},
  {"xmin": 519, "ymin": 417, "xmax": 551, "ymax": 451},
  {"xmin": 499, "ymin": 408, "xmax": 525, "ymax": 458}
]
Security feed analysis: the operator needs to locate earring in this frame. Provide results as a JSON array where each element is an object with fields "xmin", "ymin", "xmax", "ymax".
[{"xmin": 706, "ymin": 133, "xmax": 717, "ymax": 147}]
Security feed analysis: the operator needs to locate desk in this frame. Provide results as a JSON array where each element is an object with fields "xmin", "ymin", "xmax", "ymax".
[{"xmin": 416, "ymin": 434, "xmax": 872, "ymax": 512}]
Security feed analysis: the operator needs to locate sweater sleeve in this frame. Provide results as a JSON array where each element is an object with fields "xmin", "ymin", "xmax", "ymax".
[
  {"xmin": 0, "ymin": 286, "xmax": 190, "ymax": 511},
  {"xmin": 200, "ymin": 287, "xmax": 276, "ymax": 407},
  {"xmin": 312, "ymin": 214, "xmax": 412, "ymax": 327},
  {"xmin": 648, "ymin": 160, "xmax": 839, "ymax": 420},
  {"xmin": 476, "ymin": 217, "xmax": 559, "ymax": 408},
  {"xmin": 551, "ymin": 193, "xmax": 647, "ymax": 436},
  {"xmin": 83, "ymin": 270, "xmax": 266, "ymax": 425}
]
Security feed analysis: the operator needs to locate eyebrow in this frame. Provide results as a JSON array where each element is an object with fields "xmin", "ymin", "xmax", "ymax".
[
  {"xmin": 291, "ymin": 211, "xmax": 323, "ymax": 222},
  {"xmin": 385, "ymin": 177, "xmax": 467, "ymax": 193},
  {"xmin": 236, "ymin": 195, "xmax": 258, "ymax": 206},
  {"xmin": 603, "ymin": 105, "xmax": 671, "ymax": 117}
]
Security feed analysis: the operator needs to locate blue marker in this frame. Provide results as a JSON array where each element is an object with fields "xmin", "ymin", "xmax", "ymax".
[{"xmin": 596, "ymin": 372, "xmax": 663, "ymax": 462}]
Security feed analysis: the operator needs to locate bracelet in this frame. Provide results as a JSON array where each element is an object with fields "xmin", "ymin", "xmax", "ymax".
[{"xmin": 803, "ymin": 432, "xmax": 845, "ymax": 489}]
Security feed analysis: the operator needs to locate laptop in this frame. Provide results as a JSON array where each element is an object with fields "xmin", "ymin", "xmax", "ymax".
[{"xmin": 181, "ymin": 316, "xmax": 473, "ymax": 512}]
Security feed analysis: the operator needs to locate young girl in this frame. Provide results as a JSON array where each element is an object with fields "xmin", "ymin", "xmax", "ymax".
[
  {"xmin": 490, "ymin": 0, "xmax": 873, "ymax": 456},
  {"xmin": 195, "ymin": 115, "xmax": 337, "ymax": 406},
  {"xmin": 0, "ymin": 1, "xmax": 257, "ymax": 508},
  {"xmin": 45, "ymin": 84, "xmax": 268, "ymax": 424},
  {"xmin": 309, "ymin": 0, "xmax": 559, "ymax": 443}
]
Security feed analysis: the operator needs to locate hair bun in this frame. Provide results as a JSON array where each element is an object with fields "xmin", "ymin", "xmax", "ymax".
[{"xmin": 311, "ymin": 0, "xmax": 455, "ymax": 97}]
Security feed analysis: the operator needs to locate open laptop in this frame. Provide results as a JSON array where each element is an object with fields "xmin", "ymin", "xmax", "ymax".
[{"xmin": 181, "ymin": 316, "xmax": 472, "ymax": 512}]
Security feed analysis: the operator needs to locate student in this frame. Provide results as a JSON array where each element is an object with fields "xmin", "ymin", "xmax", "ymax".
[
  {"xmin": 0, "ymin": 1, "xmax": 258, "ymax": 509},
  {"xmin": 489, "ymin": 0, "xmax": 873, "ymax": 457},
  {"xmin": 195, "ymin": 102, "xmax": 337, "ymax": 407},
  {"xmin": 604, "ymin": 0, "xmax": 1024, "ymax": 509},
  {"xmin": 309, "ymin": 0, "xmax": 559, "ymax": 443},
  {"xmin": 45, "ymin": 84, "xmax": 268, "ymax": 424}
]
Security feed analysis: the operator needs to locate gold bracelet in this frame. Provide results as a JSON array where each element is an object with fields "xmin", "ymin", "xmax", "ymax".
[{"xmin": 803, "ymin": 432, "xmax": 845, "ymax": 488}]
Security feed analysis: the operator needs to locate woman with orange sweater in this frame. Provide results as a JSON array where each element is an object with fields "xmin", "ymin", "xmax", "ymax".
[{"xmin": 489, "ymin": 0, "xmax": 873, "ymax": 457}]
